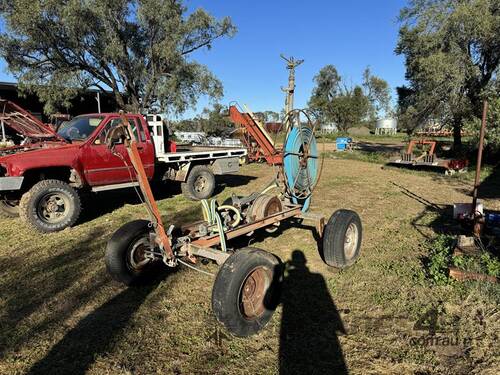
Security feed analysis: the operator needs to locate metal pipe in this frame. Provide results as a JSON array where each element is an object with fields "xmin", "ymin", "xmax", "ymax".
[
  {"xmin": 471, "ymin": 100, "xmax": 488, "ymax": 233},
  {"xmin": 96, "ymin": 92, "xmax": 101, "ymax": 113},
  {"xmin": 1, "ymin": 119, "xmax": 5, "ymax": 142}
]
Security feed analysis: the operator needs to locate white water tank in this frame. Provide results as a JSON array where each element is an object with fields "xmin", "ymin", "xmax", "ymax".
[{"xmin": 375, "ymin": 118, "xmax": 397, "ymax": 135}]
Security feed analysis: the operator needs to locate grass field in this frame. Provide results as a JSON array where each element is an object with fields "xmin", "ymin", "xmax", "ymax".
[{"xmin": 1, "ymin": 156, "xmax": 499, "ymax": 374}]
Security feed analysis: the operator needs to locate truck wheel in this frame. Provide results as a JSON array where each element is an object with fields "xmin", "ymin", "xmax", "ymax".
[
  {"xmin": 322, "ymin": 209, "xmax": 362, "ymax": 268},
  {"xmin": 181, "ymin": 165, "xmax": 215, "ymax": 200},
  {"xmin": 212, "ymin": 247, "xmax": 282, "ymax": 337},
  {"xmin": 0, "ymin": 197, "xmax": 19, "ymax": 218},
  {"xmin": 105, "ymin": 220, "xmax": 154, "ymax": 286},
  {"xmin": 19, "ymin": 179, "xmax": 81, "ymax": 233}
]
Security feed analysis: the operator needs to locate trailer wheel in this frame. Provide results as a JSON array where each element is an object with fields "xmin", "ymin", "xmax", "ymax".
[
  {"xmin": 212, "ymin": 247, "xmax": 282, "ymax": 337},
  {"xmin": 105, "ymin": 220, "xmax": 155, "ymax": 285},
  {"xmin": 0, "ymin": 197, "xmax": 19, "ymax": 218},
  {"xmin": 181, "ymin": 165, "xmax": 215, "ymax": 200},
  {"xmin": 19, "ymin": 179, "xmax": 81, "ymax": 232},
  {"xmin": 322, "ymin": 209, "xmax": 362, "ymax": 268}
]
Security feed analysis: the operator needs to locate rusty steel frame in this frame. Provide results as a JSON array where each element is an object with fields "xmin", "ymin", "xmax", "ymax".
[
  {"xmin": 406, "ymin": 139, "xmax": 437, "ymax": 155},
  {"xmin": 117, "ymin": 112, "xmax": 324, "ymax": 267},
  {"xmin": 180, "ymin": 206, "xmax": 325, "ymax": 266},
  {"xmin": 391, "ymin": 138, "xmax": 469, "ymax": 173},
  {"xmin": 191, "ymin": 205, "xmax": 303, "ymax": 248},
  {"xmin": 471, "ymin": 101, "xmax": 489, "ymax": 237},
  {"xmin": 228, "ymin": 105, "xmax": 282, "ymax": 165},
  {"xmin": 119, "ymin": 112, "xmax": 175, "ymax": 260}
]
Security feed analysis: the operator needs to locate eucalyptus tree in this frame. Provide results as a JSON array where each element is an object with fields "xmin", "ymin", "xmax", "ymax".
[
  {"xmin": 0, "ymin": 0, "xmax": 236, "ymax": 113},
  {"xmin": 396, "ymin": 0, "xmax": 499, "ymax": 149}
]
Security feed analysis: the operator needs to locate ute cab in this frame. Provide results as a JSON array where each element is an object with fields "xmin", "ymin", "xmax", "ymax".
[
  {"xmin": 0, "ymin": 102, "xmax": 155, "ymax": 231},
  {"xmin": 0, "ymin": 100, "xmax": 246, "ymax": 233}
]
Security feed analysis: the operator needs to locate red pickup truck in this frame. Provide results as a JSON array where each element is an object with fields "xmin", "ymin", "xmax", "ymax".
[{"xmin": 0, "ymin": 100, "xmax": 246, "ymax": 232}]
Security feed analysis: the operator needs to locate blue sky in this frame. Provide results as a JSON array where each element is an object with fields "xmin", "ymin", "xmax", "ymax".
[
  {"xmin": 183, "ymin": 0, "xmax": 409, "ymax": 117},
  {"xmin": 0, "ymin": 0, "xmax": 408, "ymax": 117}
]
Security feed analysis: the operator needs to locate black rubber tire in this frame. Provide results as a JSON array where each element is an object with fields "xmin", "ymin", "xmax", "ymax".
[
  {"xmin": 181, "ymin": 165, "xmax": 215, "ymax": 200},
  {"xmin": 0, "ymin": 198, "xmax": 19, "ymax": 218},
  {"xmin": 322, "ymin": 209, "xmax": 362, "ymax": 268},
  {"xmin": 212, "ymin": 247, "xmax": 282, "ymax": 337},
  {"xmin": 19, "ymin": 179, "xmax": 81, "ymax": 233},
  {"xmin": 105, "ymin": 220, "xmax": 154, "ymax": 286}
]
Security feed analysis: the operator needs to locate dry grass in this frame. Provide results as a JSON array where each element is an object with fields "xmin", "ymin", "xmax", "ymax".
[{"xmin": 0, "ymin": 158, "xmax": 499, "ymax": 374}]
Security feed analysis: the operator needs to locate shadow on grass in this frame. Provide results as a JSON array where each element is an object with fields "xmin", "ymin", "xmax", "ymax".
[
  {"xmin": 27, "ymin": 267, "xmax": 171, "ymax": 375},
  {"xmin": 227, "ymin": 217, "xmax": 323, "ymax": 255},
  {"xmin": 212, "ymin": 173, "xmax": 257, "ymax": 196},
  {"xmin": 0, "ymin": 226, "xmax": 109, "ymax": 359},
  {"xmin": 355, "ymin": 141, "xmax": 403, "ymax": 155},
  {"xmin": 478, "ymin": 163, "xmax": 500, "ymax": 199},
  {"xmin": 391, "ymin": 182, "xmax": 461, "ymax": 239},
  {"xmin": 279, "ymin": 250, "xmax": 347, "ymax": 375},
  {"xmin": 385, "ymin": 162, "xmax": 451, "ymax": 175},
  {"xmin": 77, "ymin": 173, "xmax": 257, "ymax": 225}
]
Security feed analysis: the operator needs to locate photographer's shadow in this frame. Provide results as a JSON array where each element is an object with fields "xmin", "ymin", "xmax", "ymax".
[{"xmin": 279, "ymin": 250, "xmax": 348, "ymax": 375}]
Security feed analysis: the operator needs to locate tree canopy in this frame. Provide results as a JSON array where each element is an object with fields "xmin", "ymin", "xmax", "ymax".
[
  {"xmin": 0, "ymin": 0, "xmax": 236, "ymax": 114},
  {"xmin": 396, "ymin": 0, "xmax": 499, "ymax": 148},
  {"xmin": 308, "ymin": 65, "xmax": 389, "ymax": 132},
  {"xmin": 363, "ymin": 67, "xmax": 392, "ymax": 120},
  {"xmin": 172, "ymin": 103, "xmax": 232, "ymax": 136}
]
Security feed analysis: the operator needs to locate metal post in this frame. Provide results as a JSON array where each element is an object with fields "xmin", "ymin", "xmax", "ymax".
[
  {"xmin": 471, "ymin": 100, "xmax": 488, "ymax": 236},
  {"xmin": 1, "ymin": 119, "xmax": 5, "ymax": 142},
  {"xmin": 96, "ymin": 92, "xmax": 101, "ymax": 113},
  {"xmin": 280, "ymin": 54, "xmax": 304, "ymax": 129}
]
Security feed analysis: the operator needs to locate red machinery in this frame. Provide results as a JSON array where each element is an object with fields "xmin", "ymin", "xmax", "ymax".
[
  {"xmin": 389, "ymin": 139, "xmax": 468, "ymax": 174},
  {"xmin": 228, "ymin": 104, "xmax": 282, "ymax": 165}
]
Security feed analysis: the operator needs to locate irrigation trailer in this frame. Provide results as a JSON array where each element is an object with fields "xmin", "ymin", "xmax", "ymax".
[{"xmin": 103, "ymin": 110, "xmax": 362, "ymax": 337}]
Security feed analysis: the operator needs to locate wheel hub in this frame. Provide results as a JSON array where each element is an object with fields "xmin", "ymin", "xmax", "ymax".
[
  {"xmin": 128, "ymin": 238, "xmax": 151, "ymax": 270},
  {"xmin": 38, "ymin": 193, "xmax": 69, "ymax": 223},
  {"xmin": 240, "ymin": 267, "xmax": 269, "ymax": 319},
  {"xmin": 344, "ymin": 223, "xmax": 359, "ymax": 260},
  {"xmin": 194, "ymin": 176, "xmax": 207, "ymax": 192}
]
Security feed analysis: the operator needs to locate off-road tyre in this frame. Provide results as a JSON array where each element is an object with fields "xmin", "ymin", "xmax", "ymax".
[
  {"xmin": 181, "ymin": 165, "xmax": 215, "ymax": 200},
  {"xmin": 105, "ymin": 220, "xmax": 154, "ymax": 286},
  {"xmin": 19, "ymin": 179, "xmax": 81, "ymax": 233},
  {"xmin": 212, "ymin": 247, "xmax": 282, "ymax": 337},
  {"xmin": 322, "ymin": 209, "xmax": 362, "ymax": 268}
]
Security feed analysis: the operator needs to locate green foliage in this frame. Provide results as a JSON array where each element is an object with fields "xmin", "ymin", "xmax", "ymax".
[
  {"xmin": 363, "ymin": 67, "xmax": 392, "ymax": 120},
  {"xmin": 396, "ymin": 0, "xmax": 500, "ymax": 148},
  {"xmin": 309, "ymin": 65, "xmax": 386, "ymax": 132},
  {"xmin": 451, "ymin": 252, "xmax": 500, "ymax": 278},
  {"xmin": 426, "ymin": 235, "xmax": 500, "ymax": 285},
  {"xmin": 481, "ymin": 252, "xmax": 500, "ymax": 277},
  {"xmin": 427, "ymin": 235, "xmax": 455, "ymax": 285},
  {"xmin": 253, "ymin": 110, "xmax": 280, "ymax": 123},
  {"xmin": 199, "ymin": 103, "xmax": 233, "ymax": 135},
  {"xmin": 0, "ymin": 0, "xmax": 236, "ymax": 114},
  {"xmin": 464, "ymin": 96, "xmax": 500, "ymax": 154},
  {"xmin": 172, "ymin": 103, "xmax": 232, "ymax": 136}
]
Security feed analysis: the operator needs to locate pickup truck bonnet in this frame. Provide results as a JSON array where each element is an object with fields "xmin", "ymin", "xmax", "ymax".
[{"xmin": 0, "ymin": 99, "xmax": 60, "ymax": 139}]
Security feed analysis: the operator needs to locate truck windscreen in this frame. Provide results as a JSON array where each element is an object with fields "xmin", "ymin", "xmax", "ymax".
[{"xmin": 57, "ymin": 116, "xmax": 105, "ymax": 141}]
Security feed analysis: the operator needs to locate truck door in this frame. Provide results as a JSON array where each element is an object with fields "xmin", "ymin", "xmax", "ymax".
[{"xmin": 81, "ymin": 115, "xmax": 155, "ymax": 186}]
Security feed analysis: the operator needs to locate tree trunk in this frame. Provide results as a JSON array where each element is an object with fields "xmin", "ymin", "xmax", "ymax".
[
  {"xmin": 453, "ymin": 118, "xmax": 462, "ymax": 153},
  {"xmin": 113, "ymin": 90, "xmax": 126, "ymax": 110}
]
